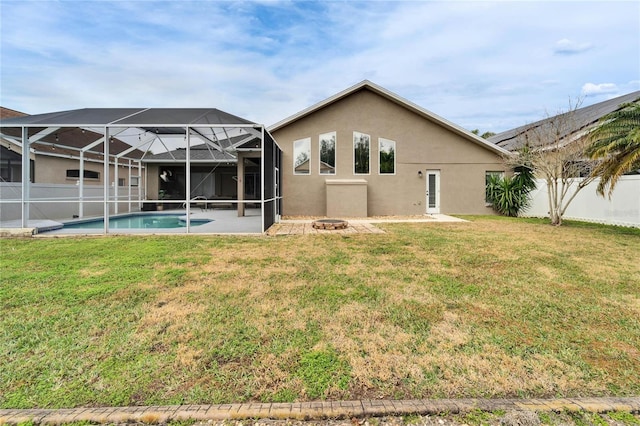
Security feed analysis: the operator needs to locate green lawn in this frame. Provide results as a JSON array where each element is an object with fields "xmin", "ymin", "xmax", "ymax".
[{"xmin": 1, "ymin": 217, "xmax": 639, "ymax": 408}]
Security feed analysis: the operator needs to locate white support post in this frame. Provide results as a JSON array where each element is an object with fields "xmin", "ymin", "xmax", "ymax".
[
  {"xmin": 128, "ymin": 159, "xmax": 132, "ymax": 213},
  {"xmin": 114, "ymin": 156, "xmax": 119, "ymax": 215},
  {"xmin": 103, "ymin": 128, "xmax": 110, "ymax": 234},
  {"xmin": 237, "ymin": 152, "xmax": 244, "ymax": 217},
  {"xmin": 79, "ymin": 151, "xmax": 85, "ymax": 218},
  {"xmin": 21, "ymin": 127, "xmax": 30, "ymax": 228},
  {"xmin": 138, "ymin": 160, "xmax": 143, "ymax": 208},
  {"xmin": 186, "ymin": 128, "xmax": 191, "ymax": 233},
  {"xmin": 144, "ymin": 161, "xmax": 148, "ymax": 207}
]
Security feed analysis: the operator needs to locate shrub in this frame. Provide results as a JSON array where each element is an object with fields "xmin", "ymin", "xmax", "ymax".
[{"xmin": 487, "ymin": 166, "xmax": 536, "ymax": 217}]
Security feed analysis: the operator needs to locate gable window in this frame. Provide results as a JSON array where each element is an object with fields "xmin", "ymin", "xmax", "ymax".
[
  {"xmin": 319, "ymin": 132, "xmax": 336, "ymax": 175},
  {"xmin": 353, "ymin": 131, "xmax": 370, "ymax": 175},
  {"xmin": 67, "ymin": 169, "xmax": 100, "ymax": 180},
  {"xmin": 379, "ymin": 138, "xmax": 395, "ymax": 174},
  {"xmin": 485, "ymin": 171, "xmax": 504, "ymax": 203},
  {"xmin": 293, "ymin": 138, "xmax": 311, "ymax": 175}
]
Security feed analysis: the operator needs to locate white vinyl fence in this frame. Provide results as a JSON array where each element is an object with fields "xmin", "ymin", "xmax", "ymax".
[
  {"xmin": 523, "ymin": 175, "xmax": 640, "ymax": 228},
  {"xmin": 0, "ymin": 182, "xmax": 143, "ymax": 223}
]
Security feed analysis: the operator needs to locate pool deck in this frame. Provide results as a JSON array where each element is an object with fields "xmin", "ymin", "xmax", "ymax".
[
  {"xmin": 1, "ymin": 208, "xmax": 264, "ymax": 236},
  {"xmin": 1, "ymin": 212, "xmax": 468, "ymax": 237}
]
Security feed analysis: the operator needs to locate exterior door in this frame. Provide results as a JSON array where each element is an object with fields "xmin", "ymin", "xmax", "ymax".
[{"xmin": 426, "ymin": 170, "xmax": 440, "ymax": 214}]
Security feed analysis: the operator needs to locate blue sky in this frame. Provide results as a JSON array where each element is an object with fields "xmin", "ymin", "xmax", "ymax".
[{"xmin": 1, "ymin": 0, "xmax": 638, "ymax": 133}]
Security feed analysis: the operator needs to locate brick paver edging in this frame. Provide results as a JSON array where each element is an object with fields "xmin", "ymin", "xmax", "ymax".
[{"xmin": 1, "ymin": 397, "xmax": 638, "ymax": 425}]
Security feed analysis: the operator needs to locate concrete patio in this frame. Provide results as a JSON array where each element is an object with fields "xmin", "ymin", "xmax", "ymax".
[{"xmin": 268, "ymin": 214, "xmax": 467, "ymax": 235}]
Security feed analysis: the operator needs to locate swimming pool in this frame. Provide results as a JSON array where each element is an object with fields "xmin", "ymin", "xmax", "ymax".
[{"xmin": 63, "ymin": 214, "xmax": 213, "ymax": 229}]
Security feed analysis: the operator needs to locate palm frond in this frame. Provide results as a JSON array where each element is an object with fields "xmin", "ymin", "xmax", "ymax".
[{"xmin": 588, "ymin": 101, "xmax": 640, "ymax": 196}]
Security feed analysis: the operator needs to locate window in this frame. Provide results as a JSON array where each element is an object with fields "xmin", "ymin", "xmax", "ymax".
[
  {"xmin": 485, "ymin": 171, "xmax": 504, "ymax": 203},
  {"xmin": 563, "ymin": 161, "xmax": 592, "ymax": 178},
  {"xmin": 118, "ymin": 178, "xmax": 126, "ymax": 187},
  {"xmin": 0, "ymin": 146, "xmax": 33, "ymax": 182},
  {"xmin": 319, "ymin": 132, "xmax": 336, "ymax": 175},
  {"xmin": 379, "ymin": 138, "xmax": 395, "ymax": 174},
  {"xmin": 293, "ymin": 138, "xmax": 311, "ymax": 175},
  {"xmin": 66, "ymin": 169, "xmax": 99, "ymax": 180},
  {"xmin": 353, "ymin": 131, "xmax": 370, "ymax": 174},
  {"xmin": 131, "ymin": 176, "xmax": 139, "ymax": 187}
]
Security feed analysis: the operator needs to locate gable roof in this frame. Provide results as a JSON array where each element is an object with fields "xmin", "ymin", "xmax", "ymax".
[
  {"xmin": 268, "ymin": 80, "xmax": 511, "ymax": 156},
  {"xmin": 488, "ymin": 91, "xmax": 640, "ymax": 152}
]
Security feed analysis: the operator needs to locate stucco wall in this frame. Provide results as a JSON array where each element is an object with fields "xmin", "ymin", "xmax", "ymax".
[
  {"xmin": 326, "ymin": 179, "xmax": 368, "ymax": 217},
  {"xmin": 35, "ymin": 155, "xmax": 143, "ymax": 187},
  {"xmin": 270, "ymin": 89, "xmax": 505, "ymax": 216}
]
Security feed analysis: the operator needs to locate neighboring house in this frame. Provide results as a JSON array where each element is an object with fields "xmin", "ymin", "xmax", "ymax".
[
  {"xmin": 489, "ymin": 91, "xmax": 640, "ymax": 154},
  {"xmin": 0, "ymin": 107, "xmax": 145, "ymax": 186},
  {"xmin": 488, "ymin": 91, "xmax": 640, "ymax": 228},
  {"xmin": 269, "ymin": 80, "xmax": 511, "ymax": 217},
  {"xmin": 0, "ymin": 107, "xmax": 148, "ymax": 222}
]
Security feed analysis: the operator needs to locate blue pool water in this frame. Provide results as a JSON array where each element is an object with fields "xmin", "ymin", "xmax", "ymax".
[{"xmin": 63, "ymin": 214, "xmax": 212, "ymax": 229}]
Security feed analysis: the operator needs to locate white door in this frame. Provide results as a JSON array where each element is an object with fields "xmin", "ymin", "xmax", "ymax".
[{"xmin": 426, "ymin": 170, "xmax": 440, "ymax": 214}]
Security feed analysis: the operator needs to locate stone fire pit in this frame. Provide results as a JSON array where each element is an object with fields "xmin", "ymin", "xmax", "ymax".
[{"xmin": 312, "ymin": 218, "xmax": 349, "ymax": 230}]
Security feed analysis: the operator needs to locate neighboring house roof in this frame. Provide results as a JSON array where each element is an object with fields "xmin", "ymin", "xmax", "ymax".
[
  {"xmin": 319, "ymin": 160, "xmax": 335, "ymax": 173},
  {"xmin": 269, "ymin": 80, "xmax": 511, "ymax": 156},
  {"xmin": 294, "ymin": 158, "xmax": 310, "ymax": 172},
  {"xmin": 0, "ymin": 107, "xmax": 29, "ymax": 119},
  {"xmin": 489, "ymin": 91, "xmax": 640, "ymax": 152},
  {"xmin": 0, "ymin": 123, "xmax": 145, "ymax": 161}
]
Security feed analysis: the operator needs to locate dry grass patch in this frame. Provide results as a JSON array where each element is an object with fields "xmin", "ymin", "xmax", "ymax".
[{"xmin": 1, "ymin": 217, "xmax": 639, "ymax": 407}]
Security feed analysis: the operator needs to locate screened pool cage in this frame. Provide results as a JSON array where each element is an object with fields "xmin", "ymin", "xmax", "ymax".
[{"xmin": 0, "ymin": 108, "xmax": 282, "ymax": 234}]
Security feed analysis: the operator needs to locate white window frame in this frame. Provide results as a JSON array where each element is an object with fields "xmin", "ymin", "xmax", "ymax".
[
  {"xmin": 293, "ymin": 137, "xmax": 311, "ymax": 175},
  {"xmin": 378, "ymin": 138, "xmax": 396, "ymax": 175},
  {"xmin": 319, "ymin": 131, "xmax": 336, "ymax": 175},
  {"xmin": 66, "ymin": 169, "xmax": 100, "ymax": 181}
]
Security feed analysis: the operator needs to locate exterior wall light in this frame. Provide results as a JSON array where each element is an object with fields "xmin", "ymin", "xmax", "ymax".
[{"xmin": 418, "ymin": 170, "xmax": 423, "ymax": 178}]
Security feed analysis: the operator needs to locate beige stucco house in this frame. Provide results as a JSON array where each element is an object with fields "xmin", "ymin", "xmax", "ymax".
[{"xmin": 269, "ymin": 81, "xmax": 511, "ymax": 217}]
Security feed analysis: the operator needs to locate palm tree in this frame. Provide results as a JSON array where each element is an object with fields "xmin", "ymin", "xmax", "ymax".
[{"xmin": 587, "ymin": 102, "xmax": 640, "ymax": 197}]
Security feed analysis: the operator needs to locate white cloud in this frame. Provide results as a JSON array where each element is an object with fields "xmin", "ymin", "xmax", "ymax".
[
  {"xmin": 553, "ymin": 38, "xmax": 594, "ymax": 55},
  {"xmin": 581, "ymin": 83, "xmax": 619, "ymax": 96}
]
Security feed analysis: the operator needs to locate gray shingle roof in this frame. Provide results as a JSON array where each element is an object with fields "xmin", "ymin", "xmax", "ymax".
[
  {"xmin": 489, "ymin": 91, "xmax": 640, "ymax": 152},
  {"xmin": 0, "ymin": 108, "xmax": 255, "ymax": 127}
]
